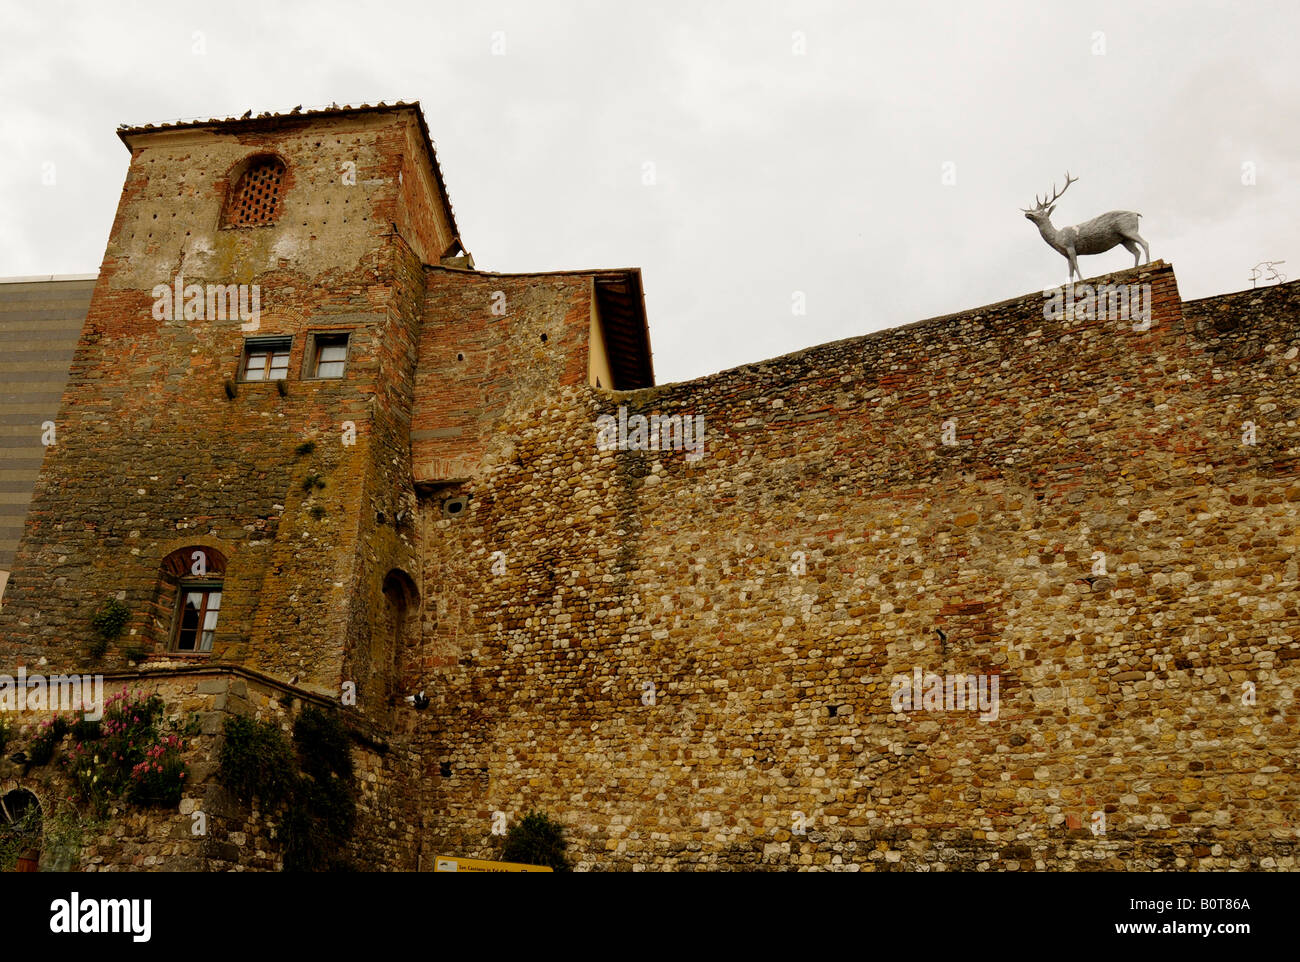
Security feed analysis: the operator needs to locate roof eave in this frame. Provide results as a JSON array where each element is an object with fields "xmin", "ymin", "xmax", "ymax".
[{"xmin": 115, "ymin": 101, "xmax": 462, "ymax": 248}]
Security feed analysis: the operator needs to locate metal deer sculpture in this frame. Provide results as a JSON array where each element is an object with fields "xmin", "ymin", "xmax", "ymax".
[{"xmin": 1023, "ymin": 172, "xmax": 1149, "ymax": 281}]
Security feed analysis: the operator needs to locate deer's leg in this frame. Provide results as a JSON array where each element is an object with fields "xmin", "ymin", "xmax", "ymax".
[
  {"xmin": 1121, "ymin": 239, "xmax": 1141, "ymax": 267},
  {"xmin": 1066, "ymin": 249, "xmax": 1080, "ymax": 282},
  {"xmin": 1122, "ymin": 231, "xmax": 1150, "ymax": 266}
]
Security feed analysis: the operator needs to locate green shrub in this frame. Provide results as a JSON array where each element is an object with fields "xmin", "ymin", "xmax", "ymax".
[
  {"xmin": 283, "ymin": 708, "xmax": 356, "ymax": 872},
  {"xmin": 499, "ymin": 810, "xmax": 570, "ymax": 872},
  {"xmin": 126, "ymin": 739, "xmax": 187, "ymax": 808},
  {"xmin": 0, "ymin": 799, "xmax": 99, "ymax": 873},
  {"xmin": 293, "ymin": 707, "xmax": 353, "ymax": 783},
  {"xmin": 0, "ymin": 807, "xmax": 42, "ymax": 872},
  {"xmin": 90, "ymin": 598, "xmax": 130, "ymax": 641},
  {"xmin": 217, "ymin": 716, "xmax": 297, "ymax": 808},
  {"xmin": 88, "ymin": 597, "xmax": 130, "ymax": 659},
  {"xmin": 216, "ymin": 707, "xmax": 358, "ymax": 872}
]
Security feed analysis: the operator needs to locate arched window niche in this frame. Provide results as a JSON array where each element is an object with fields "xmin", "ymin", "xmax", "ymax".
[
  {"xmin": 221, "ymin": 154, "xmax": 287, "ymax": 228},
  {"xmin": 378, "ymin": 569, "xmax": 419, "ymax": 704},
  {"xmin": 156, "ymin": 546, "xmax": 228, "ymax": 654}
]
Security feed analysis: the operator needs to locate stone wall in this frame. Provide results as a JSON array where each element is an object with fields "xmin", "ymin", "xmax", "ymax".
[
  {"xmin": 0, "ymin": 671, "xmax": 390, "ymax": 871},
  {"xmin": 412, "ymin": 268, "xmax": 596, "ymax": 483},
  {"xmin": 3, "ymin": 103, "xmax": 1297, "ymax": 872},
  {"xmin": 392, "ymin": 262, "xmax": 1300, "ymax": 870},
  {"xmin": 4, "ymin": 259, "xmax": 1295, "ymax": 872}
]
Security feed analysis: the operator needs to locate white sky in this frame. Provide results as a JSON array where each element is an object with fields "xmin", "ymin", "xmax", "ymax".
[{"xmin": 1, "ymin": 0, "xmax": 1296, "ymax": 384}]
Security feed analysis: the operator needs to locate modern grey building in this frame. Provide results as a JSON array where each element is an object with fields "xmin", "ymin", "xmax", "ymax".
[{"xmin": 0, "ymin": 275, "xmax": 95, "ymax": 602}]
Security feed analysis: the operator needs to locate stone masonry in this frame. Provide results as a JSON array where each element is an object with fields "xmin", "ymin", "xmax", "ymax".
[{"xmin": 0, "ymin": 104, "xmax": 1296, "ymax": 870}]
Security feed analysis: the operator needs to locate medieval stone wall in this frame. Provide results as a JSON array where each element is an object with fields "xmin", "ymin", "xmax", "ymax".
[
  {"xmin": 2, "ymin": 105, "xmax": 1297, "ymax": 874},
  {"xmin": 0, "ymin": 671, "xmax": 385, "ymax": 871},
  {"xmin": 389, "ymin": 262, "xmax": 1300, "ymax": 870}
]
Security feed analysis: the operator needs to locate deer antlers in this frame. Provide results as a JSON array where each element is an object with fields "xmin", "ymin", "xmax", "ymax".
[{"xmin": 1024, "ymin": 171, "xmax": 1078, "ymax": 212}]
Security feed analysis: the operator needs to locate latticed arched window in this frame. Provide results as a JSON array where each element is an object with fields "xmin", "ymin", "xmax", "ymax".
[{"xmin": 223, "ymin": 155, "xmax": 286, "ymax": 227}]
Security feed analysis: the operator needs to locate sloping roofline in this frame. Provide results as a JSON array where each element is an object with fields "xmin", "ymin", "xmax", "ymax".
[{"xmin": 116, "ymin": 101, "xmax": 464, "ymax": 255}]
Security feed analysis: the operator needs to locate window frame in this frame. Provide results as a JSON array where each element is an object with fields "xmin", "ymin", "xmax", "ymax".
[
  {"xmin": 239, "ymin": 335, "xmax": 293, "ymax": 383},
  {"xmin": 170, "ymin": 579, "xmax": 224, "ymax": 653},
  {"xmin": 304, "ymin": 331, "xmax": 352, "ymax": 380}
]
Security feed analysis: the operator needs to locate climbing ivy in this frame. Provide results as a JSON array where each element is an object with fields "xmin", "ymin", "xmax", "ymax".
[
  {"xmin": 217, "ymin": 706, "xmax": 357, "ymax": 871},
  {"xmin": 88, "ymin": 597, "xmax": 130, "ymax": 658}
]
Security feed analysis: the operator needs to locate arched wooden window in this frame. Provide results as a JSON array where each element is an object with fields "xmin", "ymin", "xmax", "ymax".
[
  {"xmin": 222, "ymin": 155, "xmax": 286, "ymax": 227},
  {"xmin": 157, "ymin": 546, "xmax": 227, "ymax": 653}
]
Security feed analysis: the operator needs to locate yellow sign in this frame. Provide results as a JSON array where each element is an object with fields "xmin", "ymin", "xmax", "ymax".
[{"xmin": 432, "ymin": 855, "xmax": 553, "ymax": 873}]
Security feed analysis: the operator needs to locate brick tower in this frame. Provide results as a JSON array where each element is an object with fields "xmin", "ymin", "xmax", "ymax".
[
  {"xmin": 0, "ymin": 105, "xmax": 467, "ymax": 714},
  {"xmin": 0, "ymin": 104, "xmax": 653, "ymax": 869}
]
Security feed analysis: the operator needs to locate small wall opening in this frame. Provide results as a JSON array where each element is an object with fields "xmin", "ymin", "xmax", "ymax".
[
  {"xmin": 222, "ymin": 155, "xmax": 287, "ymax": 228},
  {"xmin": 378, "ymin": 569, "xmax": 420, "ymax": 704}
]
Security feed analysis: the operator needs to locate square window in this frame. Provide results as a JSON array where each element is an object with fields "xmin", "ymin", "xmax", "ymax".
[
  {"xmin": 241, "ymin": 337, "xmax": 291, "ymax": 382},
  {"xmin": 308, "ymin": 333, "xmax": 350, "ymax": 379}
]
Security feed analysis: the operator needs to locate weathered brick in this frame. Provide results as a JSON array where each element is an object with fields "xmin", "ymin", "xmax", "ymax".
[{"xmin": 1, "ymin": 104, "xmax": 1298, "ymax": 873}]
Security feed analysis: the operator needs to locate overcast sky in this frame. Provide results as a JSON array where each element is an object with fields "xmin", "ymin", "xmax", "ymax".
[{"xmin": 1, "ymin": 0, "xmax": 1296, "ymax": 384}]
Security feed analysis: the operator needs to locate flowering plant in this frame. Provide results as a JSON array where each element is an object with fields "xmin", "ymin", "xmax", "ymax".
[{"xmin": 63, "ymin": 688, "xmax": 186, "ymax": 812}]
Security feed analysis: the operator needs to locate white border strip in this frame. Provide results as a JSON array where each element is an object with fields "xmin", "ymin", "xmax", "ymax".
[{"xmin": 0, "ymin": 274, "xmax": 98, "ymax": 284}]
